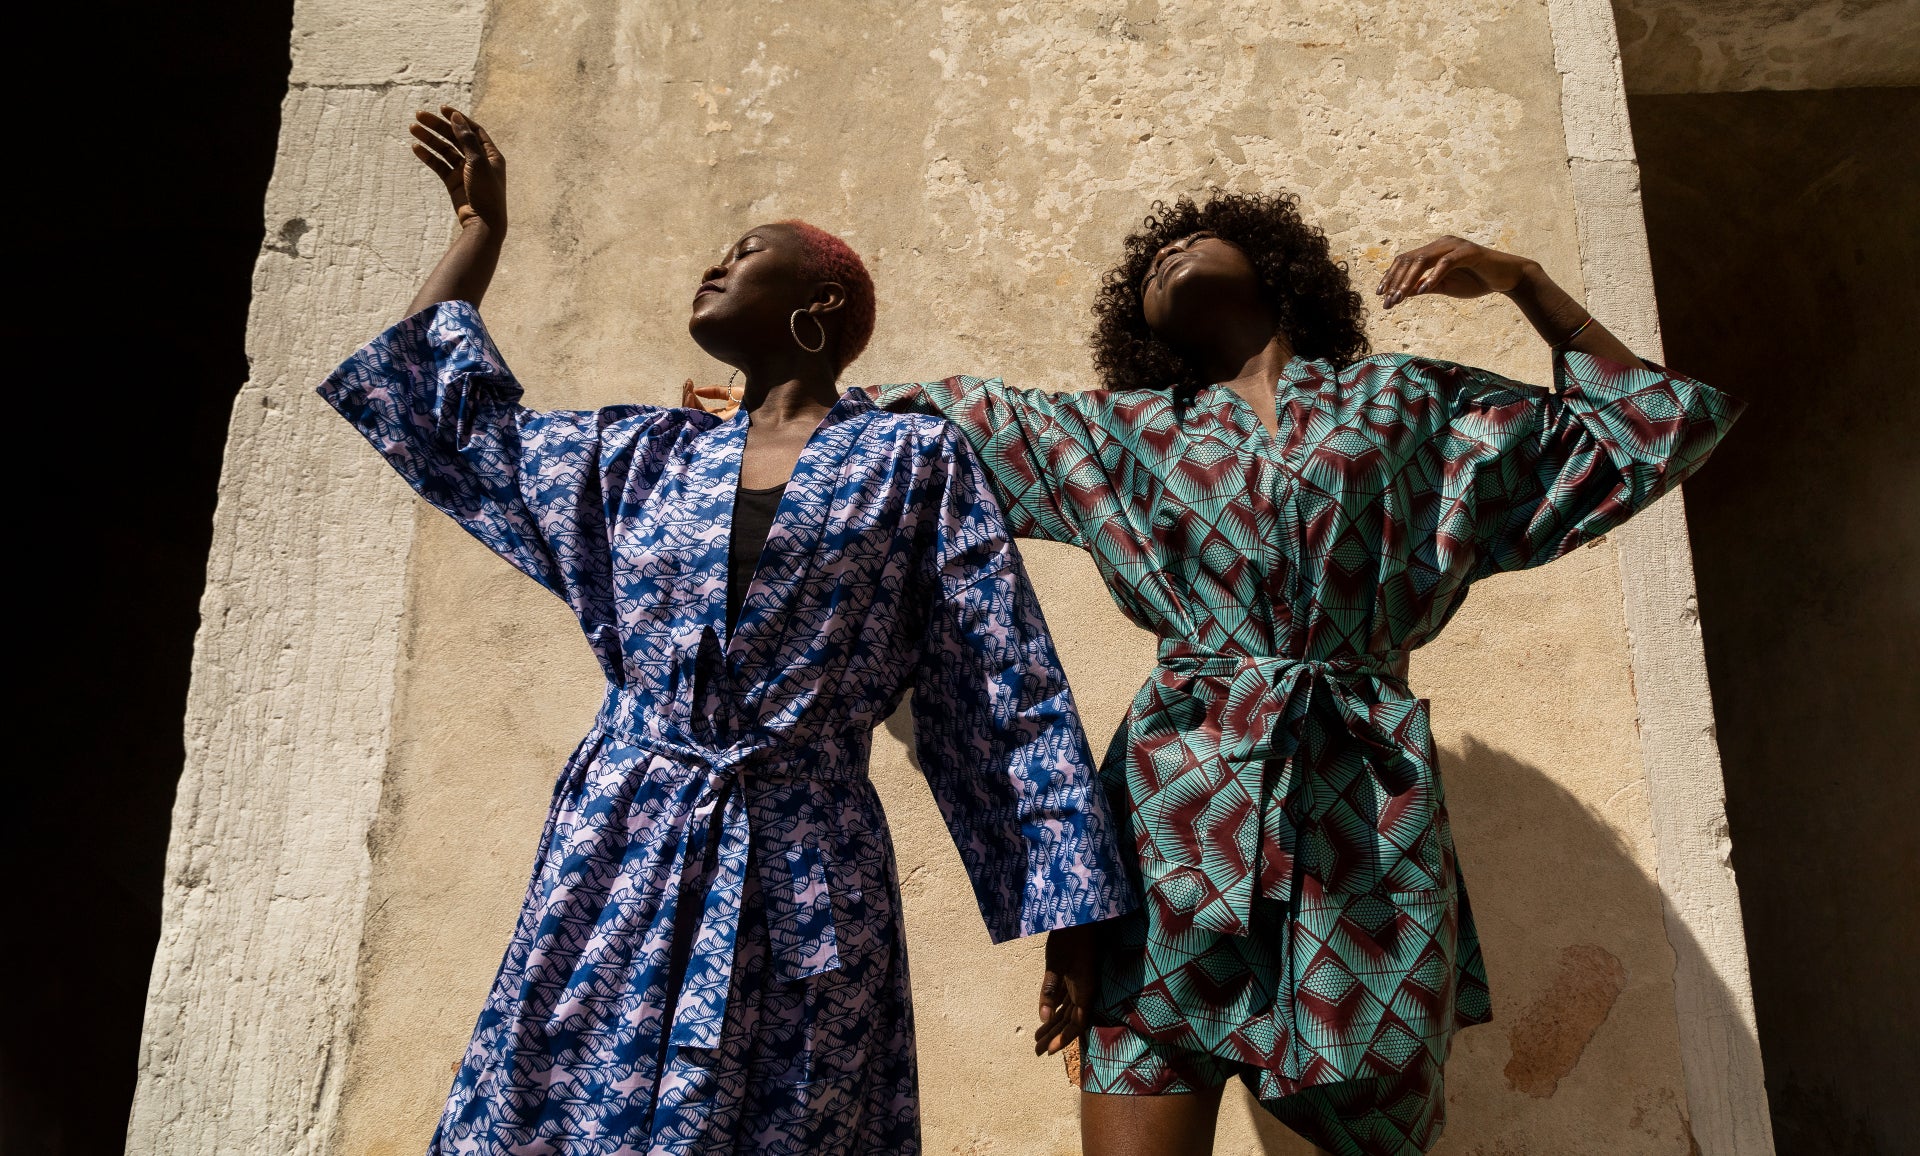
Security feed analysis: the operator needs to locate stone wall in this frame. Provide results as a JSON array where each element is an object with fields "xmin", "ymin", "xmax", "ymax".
[
  {"xmin": 135, "ymin": 1, "xmax": 1771, "ymax": 1153},
  {"xmin": 1613, "ymin": 0, "xmax": 1920, "ymax": 93}
]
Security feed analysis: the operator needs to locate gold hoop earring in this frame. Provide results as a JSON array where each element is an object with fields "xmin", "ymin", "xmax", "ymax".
[
  {"xmin": 790, "ymin": 309, "xmax": 827, "ymax": 354},
  {"xmin": 726, "ymin": 369, "xmax": 743, "ymax": 406}
]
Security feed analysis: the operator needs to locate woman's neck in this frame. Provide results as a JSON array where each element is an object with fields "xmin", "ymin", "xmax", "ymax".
[
  {"xmin": 1196, "ymin": 331, "xmax": 1297, "ymax": 390},
  {"xmin": 739, "ymin": 358, "xmax": 841, "ymax": 427}
]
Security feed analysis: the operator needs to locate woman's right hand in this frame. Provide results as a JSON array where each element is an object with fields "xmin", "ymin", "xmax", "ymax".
[{"xmin": 409, "ymin": 106, "xmax": 508, "ymax": 234}]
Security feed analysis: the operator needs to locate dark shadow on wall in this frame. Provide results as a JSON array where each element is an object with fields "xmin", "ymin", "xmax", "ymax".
[
  {"xmin": 1632, "ymin": 87, "xmax": 1920, "ymax": 1156},
  {"xmin": 1221, "ymin": 733, "xmax": 1745, "ymax": 1153},
  {"xmin": 1, "ymin": 1, "xmax": 292, "ymax": 1152}
]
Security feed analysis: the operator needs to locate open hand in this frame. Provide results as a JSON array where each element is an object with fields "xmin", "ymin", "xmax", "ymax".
[
  {"xmin": 1034, "ymin": 922, "xmax": 1099, "ymax": 1057},
  {"xmin": 410, "ymin": 106, "xmax": 508, "ymax": 232},
  {"xmin": 1376, "ymin": 235, "xmax": 1535, "ymax": 309},
  {"xmin": 683, "ymin": 379, "xmax": 741, "ymax": 419}
]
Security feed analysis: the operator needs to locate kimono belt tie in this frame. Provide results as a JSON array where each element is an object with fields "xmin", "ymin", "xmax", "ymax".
[
  {"xmin": 1151, "ymin": 639, "xmax": 1419, "ymax": 938},
  {"xmin": 593, "ymin": 697, "xmax": 863, "ymax": 1052}
]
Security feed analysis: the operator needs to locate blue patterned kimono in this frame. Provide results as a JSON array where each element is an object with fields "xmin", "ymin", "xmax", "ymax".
[{"xmin": 319, "ymin": 302, "xmax": 1134, "ymax": 1156}]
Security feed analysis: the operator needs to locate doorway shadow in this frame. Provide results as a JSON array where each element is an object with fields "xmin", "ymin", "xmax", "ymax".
[{"xmin": 1633, "ymin": 85, "xmax": 1920, "ymax": 1155}]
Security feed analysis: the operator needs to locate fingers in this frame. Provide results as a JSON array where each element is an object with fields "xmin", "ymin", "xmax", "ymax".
[
  {"xmin": 1036, "ymin": 971, "xmax": 1062, "ymax": 1024},
  {"xmin": 1380, "ymin": 254, "xmax": 1423, "ymax": 309},
  {"xmin": 411, "ymin": 142, "xmax": 456, "ymax": 182},
  {"xmin": 1032, "ymin": 971, "xmax": 1086, "ymax": 1056},
  {"xmin": 1033, "ymin": 1004, "xmax": 1086, "ymax": 1056},
  {"xmin": 468, "ymin": 116, "xmax": 506, "ymax": 166},
  {"xmin": 1374, "ymin": 250, "xmax": 1410, "ymax": 296},
  {"xmin": 1379, "ymin": 249, "xmax": 1424, "ymax": 308},
  {"xmin": 1377, "ymin": 238, "xmax": 1457, "ymax": 309},
  {"xmin": 410, "ymin": 119, "xmax": 462, "ymax": 168},
  {"xmin": 1415, "ymin": 253, "xmax": 1457, "ymax": 297},
  {"xmin": 1396, "ymin": 243, "xmax": 1447, "ymax": 304},
  {"xmin": 410, "ymin": 114, "xmax": 467, "ymax": 194},
  {"xmin": 1374, "ymin": 254, "xmax": 1411, "ymax": 307},
  {"xmin": 442, "ymin": 105, "xmax": 486, "ymax": 161},
  {"xmin": 413, "ymin": 109, "xmax": 458, "ymax": 150},
  {"xmin": 414, "ymin": 107, "xmax": 489, "ymax": 166}
]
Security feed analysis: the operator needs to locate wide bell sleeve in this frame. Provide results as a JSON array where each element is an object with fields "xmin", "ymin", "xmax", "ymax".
[
  {"xmin": 907, "ymin": 424, "xmax": 1136, "ymax": 942},
  {"xmin": 871, "ymin": 377, "xmax": 1088, "ymax": 547},
  {"xmin": 317, "ymin": 301, "xmax": 677, "ymax": 675},
  {"xmin": 1427, "ymin": 350, "xmax": 1744, "ymax": 578}
]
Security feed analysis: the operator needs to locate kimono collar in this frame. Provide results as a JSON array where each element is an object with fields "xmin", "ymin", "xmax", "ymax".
[
  {"xmin": 827, "ymin": 386, "xmax": 877, "ymax": 425},
  {"xmin": 715, "ymin": 385, "xmax": 875, "ymax": 432},
  {"xmin": 1276, "ymin": 356, "xmax": 1335, "ymax": 392},
  {"xmin": 1194, "ymin": 357, "xmax": 1334, "ymax": 405}
]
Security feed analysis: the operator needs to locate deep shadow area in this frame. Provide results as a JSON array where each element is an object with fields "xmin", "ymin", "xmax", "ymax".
[
  {"xmin": 1, "ymin": 2, "xmax": 292, "ymax": 1151},
  {"xmin": 1633, "ymin": 87, "xmax": 1920, "ymax": 1156}
]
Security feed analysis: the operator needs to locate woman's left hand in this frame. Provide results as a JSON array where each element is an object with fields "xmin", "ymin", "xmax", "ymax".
[
  {"xmin": 683, "ymin": 379, "xmax": 740, "ymax": 419},
  {"xmin": 1376, "ymin": 235, "xmax": 1537, "ymax": 309},
  {"xmin": 1034, "ymin": 922, "xmax": 1099, "ymax": 1057}
]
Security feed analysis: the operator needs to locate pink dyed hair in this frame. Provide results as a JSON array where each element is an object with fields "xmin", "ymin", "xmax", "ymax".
[{"xmin": 780, "ymin": 220, "xmax": 876, "ymax": 371}]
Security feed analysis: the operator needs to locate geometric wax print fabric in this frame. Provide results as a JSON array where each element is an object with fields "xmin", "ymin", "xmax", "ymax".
[
  {"xmin": 873, "ymin": 351, "xmax": 1741, "ymax": 1151},
  {"xmin": 319, "ymin": 302, "xmax": 1135, "ymax": 1156}
]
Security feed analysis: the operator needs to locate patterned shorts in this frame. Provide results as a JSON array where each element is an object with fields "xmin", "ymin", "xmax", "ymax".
[
  {"xmin": 1081, "ymin": 1022, "xmax": 1445, "ymax": 1156},
  {"xmin": 1081, "ymin": 1022, "xmax": 1241, "ymax": 1095}
]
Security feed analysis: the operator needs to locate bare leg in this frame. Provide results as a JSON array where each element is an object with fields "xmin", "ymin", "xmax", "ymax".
[{"xmin": 1081, "ymin": 1087, "xmax": 1226, "ymax": 1156}]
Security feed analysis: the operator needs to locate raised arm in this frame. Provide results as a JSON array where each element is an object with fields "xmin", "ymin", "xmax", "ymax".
[
  {"xmin": 404, "ymin": 106, "xmax": 509, "ymax": 317},
  {"xmin": 1376, "ymin": 235, "xmax": 1644, "ymax": 368}
]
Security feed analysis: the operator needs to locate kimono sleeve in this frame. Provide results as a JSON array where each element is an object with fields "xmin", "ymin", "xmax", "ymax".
[
  {"xmin": 871, "ymin": 377, "xmax": 1088, "ymax": 547},
  {"xmin": 1429, "ymin": 350, "xmax": 1744, "ymax": 578},
  {"xmin": 908, "ymin": 425, "xmax": 1136, "ymax": 943},
  {"xmin": 317, "ymin": 301, "xmax": 663, "ymax": 610}
]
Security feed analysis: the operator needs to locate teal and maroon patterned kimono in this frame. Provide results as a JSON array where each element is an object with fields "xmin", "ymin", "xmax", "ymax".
[
  {"xmin": 874, "ymin": 351, "xmax": 1741, "ymax": 1154},
  {"xmin": 320, "ymin": 302, "xmax": 1133, "ymax": 1156}
]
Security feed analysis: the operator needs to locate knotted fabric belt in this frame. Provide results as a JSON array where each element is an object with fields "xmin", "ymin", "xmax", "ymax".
[
  {"xmin": 1148, "ymin": 639, "xmax": 1418, "ymax": 937},
  {"xmin": 593, "ymin": 687, "xmax": 867, "ymax": 1051}
]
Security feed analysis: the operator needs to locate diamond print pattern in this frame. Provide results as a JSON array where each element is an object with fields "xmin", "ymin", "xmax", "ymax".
[{"xmin": 877, "ymin": 349, "xmax": 1741, "ymax": 1151}]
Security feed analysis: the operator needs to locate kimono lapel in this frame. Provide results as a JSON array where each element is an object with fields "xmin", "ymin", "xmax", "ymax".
[
  {"xmin": 695, "ymin": 409, "xmax": 750, "ymax": 636},
  {"xmin": 724, "ymin": 389, "xmax": 873, "ymax": 679}
]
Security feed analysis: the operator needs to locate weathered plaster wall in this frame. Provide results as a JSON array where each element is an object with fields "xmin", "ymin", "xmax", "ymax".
[
  {"xmin": 1547, "ymin": 0, "xmax": 1774, "ymax": 1149},
  {"xmin": 126, "ymin": 2, "xmax": 483, "ymax": 1153},
  {"xmin": 1613, "ymin": 0, "xmax": 1920, "ymax": 93},
  {"xmin": 321, "ymin": 2, "xmax": 1727, "ymax": 1153}
]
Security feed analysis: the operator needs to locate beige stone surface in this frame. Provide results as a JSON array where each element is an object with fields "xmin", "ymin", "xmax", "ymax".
[
  {"xmin": 126, "ymin": 0, "xmax": 481, "ymax": 1150},
  {"xmin": 1613, "ymin": 0, "xmax": 1920, "ymax": 93},
  {"xmin": 1550, "ymin": 2, "xmax": 1772, "ymax": 1148},
  {"xmin": 318, "ymin": 3, "xmax": 1727, "ymax": 1154}
]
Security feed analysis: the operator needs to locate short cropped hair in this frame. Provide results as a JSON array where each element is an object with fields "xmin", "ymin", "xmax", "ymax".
[{"xmin": 781, "ymin": 220, "xmax": 876, "ymax": 372}]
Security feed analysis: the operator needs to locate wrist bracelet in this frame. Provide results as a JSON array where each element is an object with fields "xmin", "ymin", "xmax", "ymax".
[{"xmin": 1553, "ymin": 313, "xmax": 1595, "ymax": 349}]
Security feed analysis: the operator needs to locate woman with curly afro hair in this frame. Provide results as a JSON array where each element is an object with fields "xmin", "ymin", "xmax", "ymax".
[{"xmin": 873, "ymin": 189, "xmax": 1743, "ymax": 1156}]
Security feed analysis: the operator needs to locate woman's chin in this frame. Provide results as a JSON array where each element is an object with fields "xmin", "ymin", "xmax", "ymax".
[
  {"xmin": 687, "ymin": 309, "xmax": 728, "ymax": 349},
  {"xmin": 687, "ymin": 319, "xmax": 745, "ymax": 368}
]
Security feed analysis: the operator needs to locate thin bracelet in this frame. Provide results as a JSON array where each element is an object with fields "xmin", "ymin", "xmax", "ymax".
[{"xmin": 1552, "ymin": 313, "xmax": 1595, "ymax": 349}]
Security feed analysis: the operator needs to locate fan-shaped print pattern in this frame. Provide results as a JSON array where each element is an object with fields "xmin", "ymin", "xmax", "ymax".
[
  {"xmin": 320, "ymin": 302, "xmax": 1134, "ymax": 1155},
  {"xmin": 874, "ymin": 349, "xmax": 1740, "ymax": 1153}
]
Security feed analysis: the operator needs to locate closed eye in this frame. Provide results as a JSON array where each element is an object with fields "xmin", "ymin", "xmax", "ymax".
[{"xmin": 1146, "ymin": 231, "xmax": 1218, "ymax": 285}]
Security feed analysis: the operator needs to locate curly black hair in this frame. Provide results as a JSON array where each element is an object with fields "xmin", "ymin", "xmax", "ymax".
[{"xmin": 1090, "ymin": 190, "xmax": 1369, "ymax": 393}]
